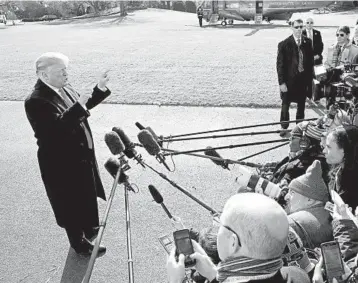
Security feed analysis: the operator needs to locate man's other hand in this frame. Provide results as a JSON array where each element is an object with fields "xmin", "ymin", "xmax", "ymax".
[
  {"xmin": 78, "ymin": 91, "xmax": 92, "ymax": 107},
  {"xmin": 98, "ymin": 69, "xmax": 110, "ymax": 91},
  {"xmin": 190, "ymin": 240, "xmax": 217, "ymax": 282},
  {"xmin": 280, "ymin": 83, "xmax": 288, "ymax": 93},
  {"xmin": 314, "ymin": 55, "xmax": 320, "ymax": 60},
  {"xmin": 166, "ymin": 249, "xmax": 185, "ymax": 283}
]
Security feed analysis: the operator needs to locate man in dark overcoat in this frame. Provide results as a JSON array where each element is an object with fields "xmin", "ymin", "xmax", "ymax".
[
  {"xmin": 197, "ymin": 6, "xmax": 204, "ymax": 27},
  {"xmin": 277, "ymin": 19, "xmax": 314, "ymax": 136},
  {"xmin": 25, "ymin": 52, "xmax": 110, "ymax": 255},
  {"xmin": 302, "ymin": 17, "xmax": 323, "ymax": 66}
]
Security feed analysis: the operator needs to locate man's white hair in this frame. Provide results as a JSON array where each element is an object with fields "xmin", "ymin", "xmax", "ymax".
[
  {"xmin": 35, "ymin": 52, "xmax": 69, "ymax": 74},
  {"xmin": 222, "ymin": 193, "xmax": 289, "ymax": 260}
]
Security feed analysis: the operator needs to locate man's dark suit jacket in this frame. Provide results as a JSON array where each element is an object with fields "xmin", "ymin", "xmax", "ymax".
[
  {"xmin": 302, "ymin": 28, "xmax": 323, "ymax": 65},
  {"xmin": 25, "ymin": 80, "xmax": 110, "ymax": 229},
  {"xmin": 277, "ymin": 35, "xmax": 314, "ymax": 102}
]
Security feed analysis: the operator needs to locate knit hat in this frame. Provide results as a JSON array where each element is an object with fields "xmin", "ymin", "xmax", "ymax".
[
  {"xmin": 282, "ymin": 227, "xmax": 315, "ymax": 273},
  {"xmin": 305, "ymin": 123, "xmax": 325, "ymax": 141},
  {"xmin": 288, "ymin": 160, "xmax": 329, "ymax": 202},
  {"xmin": 290, "ymin": 122, "xmax": 325, "ymax": 154}
]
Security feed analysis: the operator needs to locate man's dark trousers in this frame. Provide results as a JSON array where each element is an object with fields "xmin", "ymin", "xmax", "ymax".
[
  {"xmin": 199, "ymin": 16, "xmax": 203, "ymax": 27},
  {"xmin": 280, "ymin": 73, "xmax": 307, "ymax": 129},
  {"xmin": 280, "ymin": 98, "xmax": 306, "ymax": 129}
]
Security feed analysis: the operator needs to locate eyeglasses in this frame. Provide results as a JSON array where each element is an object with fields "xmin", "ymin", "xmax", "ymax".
[
  {"xmin": 336, "ymin": 33, "xmax": 346, "ymax": 37},
  {"xmin": 293, "ymin": 25, "xmax": 303, "ymax": 29},
  {"xmin": 306, "ymin": 22, "xmax": 313, "ymax": 24},
  {"xmin": 213, "ymin": 216, "xmax": 241, "ymax": 246}
]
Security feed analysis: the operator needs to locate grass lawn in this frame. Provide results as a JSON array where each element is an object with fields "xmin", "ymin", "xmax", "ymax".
[{"xmin": 1, "ymin": 8, "xmax": 358, "ymax": 107}]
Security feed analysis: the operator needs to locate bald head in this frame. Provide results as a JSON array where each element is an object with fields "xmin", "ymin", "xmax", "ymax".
[
  {"xmin": 306, "ymin": 17, "xmax": 314, "ymax": 30},
  {"xmin": 221, "ymin": 193, "xmax": 289, "ymax": 259}
]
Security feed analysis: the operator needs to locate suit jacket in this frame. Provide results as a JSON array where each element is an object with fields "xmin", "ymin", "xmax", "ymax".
[
  {"xmin": 302, "ymin": 28, "xmax": 323, "ymax": 65},
  {"xmin": 25, "ymin": 80, "xmax": 111, "ymax": 228},
  {"xmin": 277, "ymin": 35, "xmax": 314, "ymax": 102}
]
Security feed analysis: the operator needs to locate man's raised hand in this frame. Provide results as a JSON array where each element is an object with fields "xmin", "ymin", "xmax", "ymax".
[{"xmin": 98, "ymin": 69, "xmax": 110, "ymax": 90}]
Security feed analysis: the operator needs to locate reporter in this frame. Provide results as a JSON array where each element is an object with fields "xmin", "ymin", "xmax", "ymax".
[
  {"xmin": 286, "ymin": 160, "xmax": 333, "ymax": 249},
  {"xmin": 322, "ymin": 26, "xmax": 358, "ymax": 107},
  {"xmin": 166, "ymin": 194, "xmax": 310, "ymax": 283},
  {"xmin": 323, "ymin": 125, "xmax": 358, "ymax": 209},
  {"xmin": 324, "ymin": 26, "xmax": 358, "ymax": 70},
  {"xmin": 270, "ymin": 121, "xmax": 328, "ymax": 186}
]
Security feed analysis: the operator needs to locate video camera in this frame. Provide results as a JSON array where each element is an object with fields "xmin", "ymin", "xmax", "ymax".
[{"xmin": 315, "ymin": 64, "xmax": 358, "ymax": 110}]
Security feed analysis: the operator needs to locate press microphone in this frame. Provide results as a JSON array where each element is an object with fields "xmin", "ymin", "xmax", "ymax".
[
  {"xmin": 104, "ymin": 131, "xmax": 126, "ymax": 155},
  {"xmin": 235, "ymin": 165, "xmax": 282, "ymax": 200},
  {"xmin": 112, "ymin": 127, "xmax": 145, "ymax": 168},
  {"xmin": 104, "ymin": 157, "xmax": 134, "ymax": 187},
  {"xmin": 135, "ymin": 122, "xmax": 145, "ymax": 130},
  {"xmin": 104, "ymin": 157, "xmax": 121, "ymax": 179},
  {"xmin": 137, "ymin": 129, "xmax": 170, "ymax": 171},
  {"xmin": 204, "ymin": 146, "xmax": 230, "ymax": 170},
  {"xmin": 104, "ymin": 131, "xmax": 131, "ymax": 171},
  {"xmin": 148, "ymin": 185, "xmax": 173, "ymax": 219},
  {"xmin": 135, "ymin": 122, "xmax": 163, "ymax": 146}
]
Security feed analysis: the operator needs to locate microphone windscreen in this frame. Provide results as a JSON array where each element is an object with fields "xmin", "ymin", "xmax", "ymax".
[
  {"xmin": 204, "ymin": 146, "xmax": 229, "ymax": 169},
  {"xmin": 104, "ymin": 157, "xmax": 121, "ymax": 177},
  {"xmin": 137, "ymin": 130, "xmax": 161, "ymax": 156},
  {"xmin": 105, "ymin": 131, "xmax": 125, "ymax": 155},
  {"xmin": 135, "ymin": 122, "xmax": 145, "ymax": 130},
  {"xmin": 112, "ymin": 127, "xmax": 136, "ymax": 158},
  {"xmin": 148, "ymin": 185, "xmax": 163, "ymax": 204},
  {"xmin": 112, "ymin": 127, "xmax": 132, "ymax": 148},
  {"xmin": 146, "ymin": 127, "xmax": 159, "ymax": 141}
]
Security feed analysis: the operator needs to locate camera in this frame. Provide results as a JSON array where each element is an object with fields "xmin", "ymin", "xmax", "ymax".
[{"xmin": 315, "ymin": 64, "xmax": 358, "ymax": 111}]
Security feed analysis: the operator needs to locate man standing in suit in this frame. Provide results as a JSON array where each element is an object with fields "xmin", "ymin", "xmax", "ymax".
[
  {"xmin": 25, "ymin": 52, "xmax": 110, "ymax": 256},
  {"xmin": 302, "ymin": 18, "xmax": 323, "ymax": 65},
  {"xmin": 197, "ymin": 6, "xmax": 204, "ymax": 27},
  {"xmin": 277, "ymin": 19, "xmax": 314, "ymax": 136},
  {"xmin": 302, "ymin": 18, "xmax": 323, "ymax": 102}
]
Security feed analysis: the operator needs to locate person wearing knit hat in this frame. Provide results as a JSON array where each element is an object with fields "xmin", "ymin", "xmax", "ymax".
[
  {"xmin": 269, "ymin": 120, "xmax": 329, "ymax": 188},
  {"xmin": 265, "ymin": 112, "xmax": 349, "ymax": 200},
  {"xmin": 286, "ymin": 160, "xmax": 333, "ymax": 249}
]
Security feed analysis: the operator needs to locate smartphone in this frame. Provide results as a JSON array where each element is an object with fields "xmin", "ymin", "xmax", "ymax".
[
  {"xmin": 321, "ymin": 241, "xmax": 345, "ymax": 283},
  {"xmin": 173, "ymin": 229, "xmax": 196, "ymax": 268},
  {"xmin": 158, "ymin": 234, "xmax": 175, "ymax": 254}
]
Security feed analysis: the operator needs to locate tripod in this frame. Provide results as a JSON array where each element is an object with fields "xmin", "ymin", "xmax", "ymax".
[{"xmin": 82, "ymin": 158, "xmax": 136, "ymax": 283}]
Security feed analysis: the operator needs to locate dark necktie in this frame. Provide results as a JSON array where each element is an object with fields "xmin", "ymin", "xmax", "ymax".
[
  {"xmin": 297, "ymin": 38, "xmax": 304, "ymax": 73},
  {"xmin": 60, "ymin": 88, "xmax": 93, "ymax": 149},
  {"xmin": 59, "ymin": 88, "xmax": 73, "ymax": 107}
]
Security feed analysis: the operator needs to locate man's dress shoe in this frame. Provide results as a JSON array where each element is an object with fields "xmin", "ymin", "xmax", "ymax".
[{"xmin": 73, "ymin": 238, "xmax": 106, "ymax": 257}]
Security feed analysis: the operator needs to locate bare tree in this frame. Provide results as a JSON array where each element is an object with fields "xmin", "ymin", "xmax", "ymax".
[
  {"xmin": 84, "ymin": 1, "xmax": 113, "ymax": 14},
  {"xmin": 120, "ymin": 1, "xmax": 126, "ymax": 16}
]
